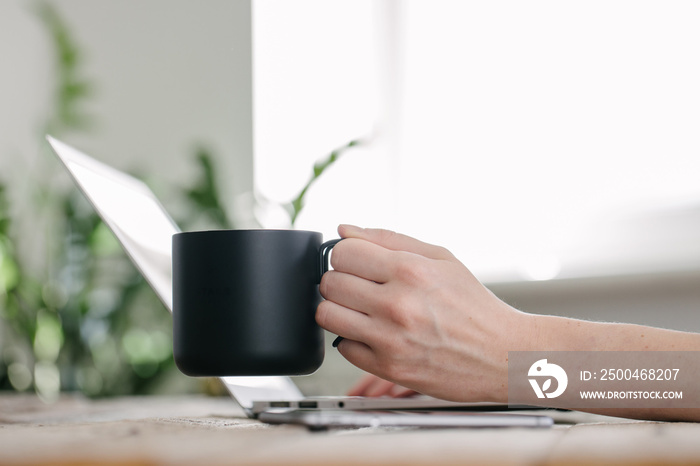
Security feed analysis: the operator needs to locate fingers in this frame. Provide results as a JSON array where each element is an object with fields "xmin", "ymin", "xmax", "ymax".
[
  {"xmin": 339, "ymin": 224, "xmax": 455, "ymax": 261},
  {"xmin": 320, "ymin": 270, "xmax": 384, "ymax": 316},
  {"xmin": 347, "ymin": 373, "xmax": 418, "ymax": 398},
  {"xmin": 337, "ymin": 340, "xmax": 420, "ymax": 400},
  {"xmin": 316, "ymin": 299, "xmax": 373, "ymax": 343},
  {"xmin": 353, "ymin": 376, "xmax": 396, "ymax": 397},
  {"xmin": 346, "ymin": 373, "xmax": 379, "ymax": 396},
  {"xmin": 391, "ymin": 385, "xmax": 420, "ymax": 398},
  {"xmin": 329, "ymin": 238, "xmax": 395, "ymax": 283},
  {"xmin": 335, "ymin": 338, "xmax": 375, "ymax": 375}
]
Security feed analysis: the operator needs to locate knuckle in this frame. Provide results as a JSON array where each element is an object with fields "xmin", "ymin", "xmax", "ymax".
[
  {"xmin": 392, "ymin": 257, "xmax": 415, "ymax": 282},
  {"xmin": 434, "ymin": 245, "xmax": 454, "ymax": 261},
  {"xmin": 376, "ymin": 228, "xmax": 398, "ymax": 243},
  {"xmin": 380, "ymin": 358, "xmax": 412, "ymax": 385},
  {"xmin": 393, "ymin": 255, "xmax": 430, "ymax": 287},
  {"xmin": 383, "ymin": 293, "xmax": 412, "ymax": 325}
]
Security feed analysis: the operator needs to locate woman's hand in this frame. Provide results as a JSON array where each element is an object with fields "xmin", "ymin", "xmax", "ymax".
[
  {"xmin": 317, "ymin": 225, "xmax": 532, "ymax": 403},
  {"xmin": 319, "ymin": 225, "xmax": 700, "ymax": 421}
]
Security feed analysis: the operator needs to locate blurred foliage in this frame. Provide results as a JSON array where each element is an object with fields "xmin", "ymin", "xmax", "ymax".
[
  {"xmin": 0, "ymin": 1, "xmax": 175, "ymax": 400},
  {"xmin": 0, "ymin": 1, "xmax": 360, "ymax": 400},
  {"xmin": 287, "ymin": 139, "xmax": 361, "ymax": 226},
  {"xmin": 37, "ymin": 0, "xmax": 94, "ymax": 134},
  {"xmin": 183, "ymin": 147, "xmax": 234, "ymax": 230}
]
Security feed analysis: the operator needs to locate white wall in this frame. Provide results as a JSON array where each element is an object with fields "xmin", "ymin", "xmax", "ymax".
[
  {"xmin": 0, "ymin": 1, "xmax": 51, "ymax": 176},
  {"xmin": 1, "ymin": 0, "xmax": 253, "ymax": 223},
  {"xmin": 252, "ymin": 0, "xmax": 388, "ymax": 239},
  {"xmin": 395, "ymin": 0, "xmax": 700, "ymax": 282},
  {"xmin": 489, "ymin": 270, "xmax": 700, "ymax": 333}
]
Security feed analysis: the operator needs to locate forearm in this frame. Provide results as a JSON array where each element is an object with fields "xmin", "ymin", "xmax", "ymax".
[
  {"xmin": 522, "ymin": 313, "xmax": 700, "ymax": 421},
  {"xmin": 529, "ymin": 313, "xmax": 700, "ymax": 352}
]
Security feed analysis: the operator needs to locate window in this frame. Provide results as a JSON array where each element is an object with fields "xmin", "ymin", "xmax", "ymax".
[{"xmin": 254, "ymin": 1, "xmax": 700, "ymax": 282}]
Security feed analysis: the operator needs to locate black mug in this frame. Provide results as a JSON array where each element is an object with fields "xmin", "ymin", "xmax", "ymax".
[{"xmin": 172, "ymin": 229, "xmax": 340, "ymax": 376}]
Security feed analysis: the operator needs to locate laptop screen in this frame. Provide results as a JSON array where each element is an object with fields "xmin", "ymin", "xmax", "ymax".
[
  {"xmin": 46, "ymin": 136, "xmax": 304, "ymax": 409},
  {"xmin": 47, "ymin": 136, "xmax": 177, "ymax": 311}
]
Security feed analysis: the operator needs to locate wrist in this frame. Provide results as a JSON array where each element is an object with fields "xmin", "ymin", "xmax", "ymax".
[
  {"xmin": 523, "ymin": 312, "xmax": 606, "ymax": 351},
  {"xmin": 508, "ymin": 308, "xmax": 542, "ymax": 352},
  {"xmin": 490, "ymin": 307, "xmax": 539, "ymax": 403}
]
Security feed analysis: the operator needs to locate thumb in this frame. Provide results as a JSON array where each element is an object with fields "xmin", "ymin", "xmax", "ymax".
[{"xmin": 338, "ymin": 225, "xmax": 455, "ymax": 261}]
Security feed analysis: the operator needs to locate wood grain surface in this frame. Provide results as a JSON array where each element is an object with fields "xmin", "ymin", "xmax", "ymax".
[{"xmin": 0, "ymin": 394, "xmax": 698, "ymax": 466}]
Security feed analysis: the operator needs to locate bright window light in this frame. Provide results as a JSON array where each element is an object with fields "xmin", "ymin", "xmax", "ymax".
[{"xmin": 254, "ymin": 1, "xmax": 700, "ymax": 282}]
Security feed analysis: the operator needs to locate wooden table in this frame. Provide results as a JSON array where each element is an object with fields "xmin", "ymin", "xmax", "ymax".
[{"xmin": 1, "ymin": 394, "xmax": 699, "ymax": 465}]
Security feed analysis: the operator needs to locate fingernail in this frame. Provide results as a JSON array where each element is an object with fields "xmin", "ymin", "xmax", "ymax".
[{"xmin": 332, "ymin": 336, "xmax": 344, "ymax": 348}]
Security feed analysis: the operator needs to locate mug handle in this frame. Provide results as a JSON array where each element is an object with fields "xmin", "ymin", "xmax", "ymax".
[
  {"xmin": 318, "ymin": 238, "xmax": 343, "ymax": 283},
  {"xmin": 319, "ymin": 238, "xmax": 345, "ymax": 348}
]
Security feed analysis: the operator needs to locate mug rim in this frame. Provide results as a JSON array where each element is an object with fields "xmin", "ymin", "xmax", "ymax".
[{"xmin": 173, "ymin": 229, "xmax": 322, "ymax": 236}]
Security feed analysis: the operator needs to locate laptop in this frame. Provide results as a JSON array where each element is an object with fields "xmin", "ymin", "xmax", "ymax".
[{"xmin": 46, "ymin": 135, "xmax": 552, "ymax": 428}]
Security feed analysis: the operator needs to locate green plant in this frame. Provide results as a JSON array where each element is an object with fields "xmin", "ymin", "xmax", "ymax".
[
  {"xmin": 181, "ymin": 146, "xmax": 234, "ymax": 230},
  {"xmin": 1, "ymin": 1, "xmax": 176, "ymax": 400},
  {"xmin": 37, "ymin": 0, "xmax": 94, "ymax": 135},
  {"xmin": 0, "ymin": 1, "xmax": 362, "ymax": 400},
  {"xmin": 286, "ymin": 139, "xmax": 361, "ymax": 226}
]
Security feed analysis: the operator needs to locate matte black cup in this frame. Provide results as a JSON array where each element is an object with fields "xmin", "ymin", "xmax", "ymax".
[{"xmin": 172, "ymin": 230, "xmax": 340, "ymax": 376}]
